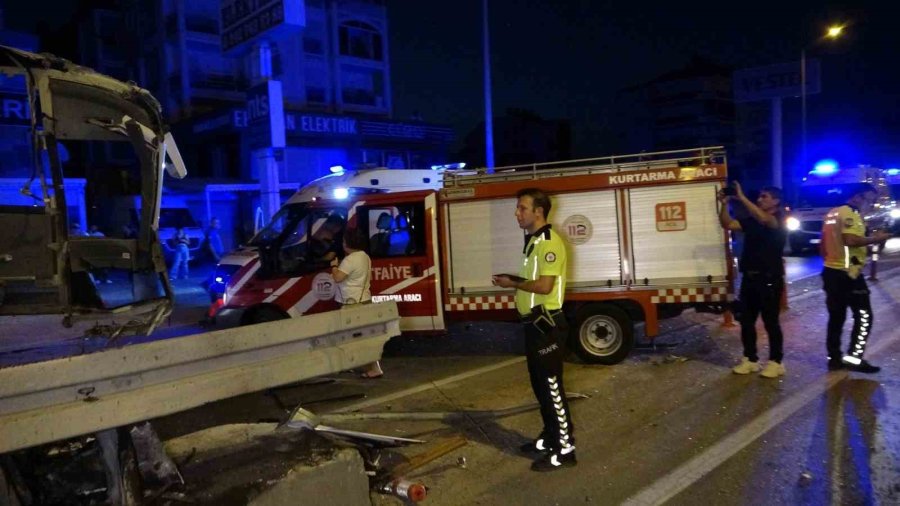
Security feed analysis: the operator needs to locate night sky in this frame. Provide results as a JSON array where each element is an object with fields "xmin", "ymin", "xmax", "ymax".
[
  {"xmin": 387, "ymin": 0, "xmax": 900, "ymax": 166},
  {"xmin": 7, "ymin": 1, "xmax": 900, "ymax": 167}
]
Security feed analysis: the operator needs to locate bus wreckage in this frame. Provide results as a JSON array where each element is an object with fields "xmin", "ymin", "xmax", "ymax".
[{"xmin": 0, "ymin": 45, "xmax": 187, "ymax": 335}]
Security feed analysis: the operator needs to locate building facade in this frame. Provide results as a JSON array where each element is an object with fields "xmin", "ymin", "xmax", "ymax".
[
  {"xmin": 122, "ymin": 0, "xmax": 453, "ymax": 185},
  {"xmin": 618, "ymin": 57, "xmax": 735, "ymax": 154},
  {"xmin": 56, "ymin": 0, "xmax": 454, "ymax": 246}
]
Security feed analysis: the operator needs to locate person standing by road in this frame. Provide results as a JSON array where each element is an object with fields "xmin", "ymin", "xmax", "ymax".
[
  {"xmin": 718, "ymin": 182, "xmax": 787, "ymax": 378},
  {"xmin": 170, "ymin": 227, "xmax": 191, "ymax": 280},
  {"xmin": 492, "ymin": 187, "xmax": 575, "ymax": 472},
  {"xmin": 330, "ymin": 227, "xmax": 382, "ymax": 379},
  {"xmin": 821, "ymin": 184, "xmax": 892, "ymax": 373},
  {"xmin": 203, "ymin": 217, "xmax": 225, "ymax": 263}
]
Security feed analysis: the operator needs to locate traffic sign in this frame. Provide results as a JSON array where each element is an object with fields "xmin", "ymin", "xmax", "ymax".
[{"xmin": 733, "ymin": 60, "xmax": 821, "ymax": 103}]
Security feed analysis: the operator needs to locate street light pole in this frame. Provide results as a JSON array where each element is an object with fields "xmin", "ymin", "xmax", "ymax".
[
  {"xmin": 800, "ymin": 47, "xmax": 807, "ymax": 190},
  {"xmin": 796, "ymin": 24, "xmax": 842, "ymax": 202},
  {"xmin": 482, "ymin": 0, "xmax": 495, "ymax": 172}
]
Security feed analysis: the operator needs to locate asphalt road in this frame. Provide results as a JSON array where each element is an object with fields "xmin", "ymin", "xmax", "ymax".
[
  {"xmin": 141, "ymin": 249, "xmax": 900, "ymax": 505},
  {"xmin": 359, "ymin": 259, "xmax": 900, "ymax": 505}
]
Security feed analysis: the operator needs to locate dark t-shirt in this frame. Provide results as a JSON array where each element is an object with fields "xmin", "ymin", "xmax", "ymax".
[{"xmin": 738, "ymin": 212, "xmax": 786, "ymax": 275}]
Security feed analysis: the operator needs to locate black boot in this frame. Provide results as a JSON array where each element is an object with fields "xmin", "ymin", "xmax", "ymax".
[{"xmin": 530, "ymin": 449, "xmax": 577, "ymax": 472}]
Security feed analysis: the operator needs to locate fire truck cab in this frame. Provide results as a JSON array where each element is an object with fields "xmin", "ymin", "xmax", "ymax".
[{"xmin": 218, "ymin": 147, "xmax": 734, "ymax": 364}]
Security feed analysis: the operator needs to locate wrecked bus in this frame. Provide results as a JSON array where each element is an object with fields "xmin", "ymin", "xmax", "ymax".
[{"xmin": 0, "ymin": 45, "xmax": 187, "ymax": 335}]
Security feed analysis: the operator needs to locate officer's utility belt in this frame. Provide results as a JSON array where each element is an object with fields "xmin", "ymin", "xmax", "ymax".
[{"xmin": 520, "ymin": 305, "xmax": 563, "ymax": 334}]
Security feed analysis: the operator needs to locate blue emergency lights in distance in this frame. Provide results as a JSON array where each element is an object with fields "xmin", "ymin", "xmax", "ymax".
[{"xmin": 810, "ymin": 159, "xmax": 839, "ymax": 176}]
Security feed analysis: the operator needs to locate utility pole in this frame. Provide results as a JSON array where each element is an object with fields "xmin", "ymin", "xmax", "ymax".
[{"xmin": 482, "ymin": 0, "xmax": 495, "ymax": 172}]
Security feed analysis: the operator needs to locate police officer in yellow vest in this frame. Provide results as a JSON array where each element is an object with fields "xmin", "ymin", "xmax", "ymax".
[
  {"xmin": 821, "ymin": 183, "xmax": 892, "ymax": 373},
  {"xmin": 492, "ymin": 188, "xmax": 575, "ymax": 472}
]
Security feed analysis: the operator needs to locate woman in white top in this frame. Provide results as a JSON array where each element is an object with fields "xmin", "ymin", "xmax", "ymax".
[{"xmin": 330, "ymin": 228, "xmax": 382, "ymax": 378}]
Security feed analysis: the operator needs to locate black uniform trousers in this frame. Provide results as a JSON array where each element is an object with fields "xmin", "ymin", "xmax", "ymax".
[
  {"xmin": 739, "ymin": 271, "xmax": 785, "ymax": 363},
  {"xmin": 822, "ymin": 267, "xmax": 873, "ymax": 360},
  {"xmin": 522, "ymin": 311, "xmax": 574, "ymax": 453}
]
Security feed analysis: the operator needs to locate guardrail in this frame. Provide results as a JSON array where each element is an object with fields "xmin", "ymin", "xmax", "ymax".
[{"xmin": 0, "ymin": 302, "xmax": 400, "ymax": 453}]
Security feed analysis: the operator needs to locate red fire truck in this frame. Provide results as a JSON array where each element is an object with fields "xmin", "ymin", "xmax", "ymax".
[{"xmin": 216, "ymin": 147, "xmax": 734, "ymax": 364}]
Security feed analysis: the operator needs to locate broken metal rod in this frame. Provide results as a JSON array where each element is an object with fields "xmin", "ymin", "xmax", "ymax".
[{"xmin": 319, "ymin": 392, "xmax": 590, "ymax": 423}]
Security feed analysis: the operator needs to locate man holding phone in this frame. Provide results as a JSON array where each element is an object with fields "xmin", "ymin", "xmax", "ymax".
[
  {"xmin": 719, "ymin": 182, "xmax": 788, "ymax": 378},
  {"xmin": 492, "ymin": 187, "xmax": 575, "ymax": 472}
]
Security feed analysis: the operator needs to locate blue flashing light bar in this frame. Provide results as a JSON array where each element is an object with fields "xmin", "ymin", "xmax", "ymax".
[
  {"xmin": 811, "ymin": 159, "xmax": 839, "ymax": 176},
  {"xmin": 431, "ymin": 162, "xmax": 466, "ymax": 170}
]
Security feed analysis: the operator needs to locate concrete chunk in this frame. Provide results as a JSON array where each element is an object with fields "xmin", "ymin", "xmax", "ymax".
[{"xmin": 168, "ymin": 424, "xmax": 370, "ymax": 505}]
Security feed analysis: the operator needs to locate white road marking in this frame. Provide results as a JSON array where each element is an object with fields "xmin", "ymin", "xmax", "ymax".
[
  {"xmin": 329, "ymin": 357, "xmax": 525, "ymax": 414},
  {"xmin": 621, "ymin": 329, "xmax": 899, "ymax": 506}
]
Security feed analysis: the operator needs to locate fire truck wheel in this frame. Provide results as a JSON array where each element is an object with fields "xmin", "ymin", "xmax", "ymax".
[
  {"xmin": 570, "ymin": 304, "xmax": 633, "ymax": 365},
  {"xmin": 241, "ymin": 305, "xmax": 289, "ymax": 325}
]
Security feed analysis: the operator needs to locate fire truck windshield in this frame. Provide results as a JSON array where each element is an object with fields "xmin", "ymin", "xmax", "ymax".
[{"xmin": 249, "ymin": 203, "xmax": 309, "ymax": 246}]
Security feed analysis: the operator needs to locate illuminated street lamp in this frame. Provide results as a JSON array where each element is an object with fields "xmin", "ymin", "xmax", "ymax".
[{"xmin": 800, "ymin": 24, "xmax": 845, "ymax": 197}]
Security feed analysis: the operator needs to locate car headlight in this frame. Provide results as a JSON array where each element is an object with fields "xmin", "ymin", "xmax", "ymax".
[
  {"xmin": 891, "ymin": 208, "xmax": 900, "ymax": 219},
  {"xmin": 786, "ymin": 217, "xmax": 801, "ymax": 231},
  {"xmin": 211, "ymin": 264, "xmax": 241, "ymax": 291}
]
